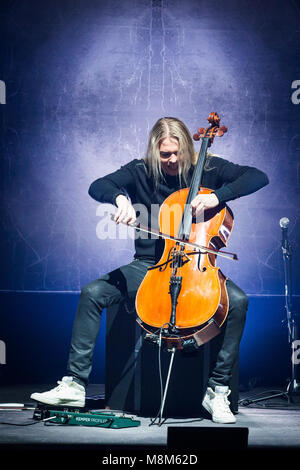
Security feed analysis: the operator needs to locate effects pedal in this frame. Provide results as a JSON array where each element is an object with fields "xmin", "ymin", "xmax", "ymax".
[{"xmin": 32, "ymin": 402, "xmax": 141, "ymax": 429}]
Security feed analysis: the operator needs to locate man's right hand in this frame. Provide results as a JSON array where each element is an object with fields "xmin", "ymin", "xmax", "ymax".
[{"xmin": 114, "ymin": 195, "xmax": 136, "ymax": 225}]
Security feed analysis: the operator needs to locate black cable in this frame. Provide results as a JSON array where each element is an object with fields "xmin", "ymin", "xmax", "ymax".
[
  {"xmin": 0, "ymin": 416, "xmax": 56, "ymax": 426},
  {"xmin": 0, "ymin": 421, "xmax": 41, "ymax": 426}
]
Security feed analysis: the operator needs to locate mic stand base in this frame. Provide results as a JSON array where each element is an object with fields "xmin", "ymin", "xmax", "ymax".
[
  {"xmin": 240, "ymin": 381, "xmax": 300, "ymax": 407},
  {"xmin": 287, "ymin": 379, "xmax": 300, "ymax": 403}
]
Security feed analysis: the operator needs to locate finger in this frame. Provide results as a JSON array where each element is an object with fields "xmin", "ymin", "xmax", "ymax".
[
  {"xmin": 190, "ymin": 196, "xmax": 200, "ymax": 208},
  {"xmin": 127, "ymin": 207, "xmax": 136, "ymax": 225},
  {"xmin": 121, "ymin": 213, "xmax": 132, "ymax": 224},
  {"xmin": 118, "ymin": 211, "xmax": 130, "ymax": 224},
  {"xmin": 125, "ymin": 207, "xmax": 137, "ymax": 225},
  {"xmin": 114, "ymin": 208, "xmax": 121, "ymax": 222},
  {"xmin": 191, "ymin": 195, "xmax": 205, "ymax": 210},
  {"xmin": 115, "ymin": 205, "xmax": 128, "ymax": 224},
  {"xmin": 193, "ymin": 202, "xmax": 204, "ymax": 216},
  {"xmin": 118, "ymin": 205, "xmax": 136, "ymax": 225},
  {"xmin": 191, "ymin": 198, "xmax": 203, "ymax": 210}
]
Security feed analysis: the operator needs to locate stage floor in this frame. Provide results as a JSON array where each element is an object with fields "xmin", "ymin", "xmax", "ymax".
[{"xmin": 1, "ymin": 384, "xmax": 300, "ymax": 461}]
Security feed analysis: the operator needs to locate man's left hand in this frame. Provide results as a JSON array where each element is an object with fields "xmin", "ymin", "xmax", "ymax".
[{"xmin": 190, "ymin": 193, "xmax": 219, "ymax": 219}]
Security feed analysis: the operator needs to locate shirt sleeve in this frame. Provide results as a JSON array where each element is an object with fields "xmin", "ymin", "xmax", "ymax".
[
  {"xmin": 211, "ymin": 156, "xmax": 269, "ymax": 203},
  {"xmin": 88, "ymin": 160, "xmax": 137, "ymax": 206}
]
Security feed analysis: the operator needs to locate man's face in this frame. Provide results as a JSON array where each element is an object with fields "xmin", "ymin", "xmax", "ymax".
[{"xmin": 159, "ymin": 137, "xmax": 180, "ymax": 176}]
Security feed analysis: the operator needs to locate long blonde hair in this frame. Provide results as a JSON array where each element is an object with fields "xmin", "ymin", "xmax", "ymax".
[{"xmin": 144, "ymin": 117, "xmax": 195, "ymax": 188}]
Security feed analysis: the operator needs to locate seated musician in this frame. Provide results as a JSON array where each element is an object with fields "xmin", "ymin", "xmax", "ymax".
[{"xmin": 31, "ymin": 117, "xmax": 269, "ymax": 424}]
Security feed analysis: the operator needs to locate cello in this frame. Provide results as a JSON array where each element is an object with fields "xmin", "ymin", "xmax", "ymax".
[{"xmin": 135, "ymin": 112, "xmax": 237, "ymax": 351}]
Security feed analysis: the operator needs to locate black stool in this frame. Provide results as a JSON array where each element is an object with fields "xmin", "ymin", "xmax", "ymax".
[{"xmin": 105, "ymin": 301, "xmax": 239, "ymax": 418}]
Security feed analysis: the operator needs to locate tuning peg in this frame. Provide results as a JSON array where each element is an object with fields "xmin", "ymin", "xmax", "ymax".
[{"xmin": 216, "ymin": 125, "xmax": 228, "ymax": 137}]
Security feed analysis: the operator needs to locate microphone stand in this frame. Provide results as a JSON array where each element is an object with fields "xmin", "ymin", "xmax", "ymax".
[
  {"xmin": 240, "ymin": 220, "xmax": 300, "ymax": 407},
  {"xmin": 282, "ymin": 225, "xmax": 300, "ymax": 401}
]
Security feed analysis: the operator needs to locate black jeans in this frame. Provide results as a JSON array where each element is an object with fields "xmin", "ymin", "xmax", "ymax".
[{"xmin": 66, "ymin": 258, "xmax": 248, "ymax": 389}]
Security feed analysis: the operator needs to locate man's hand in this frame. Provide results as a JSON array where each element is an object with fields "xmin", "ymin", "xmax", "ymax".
[
  {"xmin": 114, "ymin": 195, "xmax": 136, "ymax": 225},
  {"xmin": 190, "ymin": 193, "xmax": 219, "ymax": 219}
]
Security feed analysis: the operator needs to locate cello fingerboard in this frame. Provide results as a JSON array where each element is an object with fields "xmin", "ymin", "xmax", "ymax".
[{"xmin": 178, "ymin": 136, "xmax": 210, "ymax": 240}]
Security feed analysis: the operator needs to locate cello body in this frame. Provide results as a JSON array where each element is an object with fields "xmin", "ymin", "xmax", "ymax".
[{"xmin": 135, "ymin": 187, "xmax": 234, "ymax": 349}]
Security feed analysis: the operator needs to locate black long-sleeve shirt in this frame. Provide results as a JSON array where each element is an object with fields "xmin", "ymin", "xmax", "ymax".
[{"xmin": 89, "ymin": 156, "xmax": 269, "ymax": 261}]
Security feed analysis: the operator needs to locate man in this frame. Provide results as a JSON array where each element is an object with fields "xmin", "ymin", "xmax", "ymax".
[{"xmin": 31, "ymin": 117, "xmax": 269, "ymax": 424}]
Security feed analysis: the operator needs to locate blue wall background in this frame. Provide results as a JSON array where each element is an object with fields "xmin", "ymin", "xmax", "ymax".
[{"xmin": 0, "ymin": 0, "xmax": 299, "ymax": 387}]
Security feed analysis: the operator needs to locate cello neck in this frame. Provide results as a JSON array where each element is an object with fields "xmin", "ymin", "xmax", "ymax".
[{"xmin": 177, "ymin": 137, "xmax": 210, "ymax": 240}]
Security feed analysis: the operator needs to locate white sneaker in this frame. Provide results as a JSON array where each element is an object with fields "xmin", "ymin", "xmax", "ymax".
[
  {"xmin": 30, "ymin": 376, "xmax": 85, "ymax": 407},
  {"xmin": 202, "ymin": 385, "xmax": 236, "ymax": 424}
]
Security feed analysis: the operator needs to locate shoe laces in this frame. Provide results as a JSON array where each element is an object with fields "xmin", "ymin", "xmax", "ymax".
[
  {"xmin": 213, "ymin": 392, "xmax": 231, "ymax": 412},
  {"xmin": 53, "ymin": 379, "xmax": 71, "ymax": 392}
]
